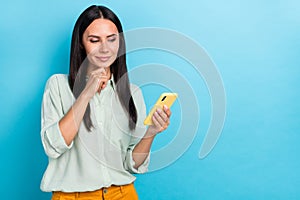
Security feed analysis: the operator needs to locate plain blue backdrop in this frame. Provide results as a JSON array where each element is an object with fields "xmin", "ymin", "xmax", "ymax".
[{"xmin": 1, "ymin": 0, "xmax": 299, "ymax": 199}]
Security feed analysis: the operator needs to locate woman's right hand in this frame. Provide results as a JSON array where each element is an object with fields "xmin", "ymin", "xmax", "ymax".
[
  {"xmin": 82, "ymin": 68, "xmax": 110, "ymax": 99},
  {"xmin": 58, "ymin": 68, "xmax": 109, "ymax": 146}
]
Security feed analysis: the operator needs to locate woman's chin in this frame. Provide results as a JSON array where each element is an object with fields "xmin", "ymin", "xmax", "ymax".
[
  {"xmin": 90, "ymin": 62, "xmax": 111, "ymax": 69},
  {"xmin": 96, "ymin": 60, "xmax": 114, "ymax": 68}
]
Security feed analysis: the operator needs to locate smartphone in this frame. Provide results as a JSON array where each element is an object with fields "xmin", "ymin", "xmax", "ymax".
[{"xmin": 144, "ymin": 93, "xmax": 178, "ymax": 125}]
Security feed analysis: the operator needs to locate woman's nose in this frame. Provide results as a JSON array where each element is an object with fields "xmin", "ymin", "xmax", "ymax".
[{"xmin": 98, "ymin": 42, "xmax": 109, "ymax": 53}]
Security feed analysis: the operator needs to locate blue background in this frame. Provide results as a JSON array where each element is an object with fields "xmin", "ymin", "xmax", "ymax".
[{"xmin": 1, "ymin": 0, "xmax": 299, "ymax": 199}]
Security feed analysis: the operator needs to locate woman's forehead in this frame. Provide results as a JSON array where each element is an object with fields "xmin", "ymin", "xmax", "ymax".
[{"xmin": 84, "ymin": 18, "xmax": 118, "ymax": 37}]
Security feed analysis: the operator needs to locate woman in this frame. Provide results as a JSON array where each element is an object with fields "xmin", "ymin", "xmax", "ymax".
[{"xmin": 40, "ymin": 5, "xmax": 171, "ymax": 200}]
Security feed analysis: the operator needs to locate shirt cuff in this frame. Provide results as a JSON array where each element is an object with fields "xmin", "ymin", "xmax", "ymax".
[
  {"xmin": 44, "ymin": 122, "xmax": 73, "ymax": 156},
  {"xmin": 125, "ymin": 150, "xmax": 150, "ymax": 174}
]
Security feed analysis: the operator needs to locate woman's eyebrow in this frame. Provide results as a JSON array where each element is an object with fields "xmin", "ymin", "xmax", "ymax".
[
  {"xmin": 88, "ymin": 35, "xmax": 100, "ymax": 38},
  {"xmin": 87, "ymin": 34, "xmax": 118, "ymax": 39},
  {"xmin": 106, "ymin": 33, "xmax": 117, "ymax": 38}
]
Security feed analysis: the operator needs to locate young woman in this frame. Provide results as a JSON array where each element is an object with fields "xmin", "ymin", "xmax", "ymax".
[{"xmin": 40, "ymin": 5, "xmax": 171, "ymax": 200}]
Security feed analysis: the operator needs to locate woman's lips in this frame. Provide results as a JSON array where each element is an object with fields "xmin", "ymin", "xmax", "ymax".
[{"xmin": 96, "ymin": 56, "xmax": 111, "ymax": 62}]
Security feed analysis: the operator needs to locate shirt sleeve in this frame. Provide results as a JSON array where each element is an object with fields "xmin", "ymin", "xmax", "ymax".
[
  {"xmin": 41, "ymin": 75, "xmax": 73, "ymax": 159},
  {"xmin": 124, "ymin": 85, "xmax": 149, "ymax": 174}
]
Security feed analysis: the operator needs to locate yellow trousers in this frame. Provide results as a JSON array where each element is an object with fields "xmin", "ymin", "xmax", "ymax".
[{"xmin": 51, "ymin": 183, "xmax": 138, "ymax": 200}]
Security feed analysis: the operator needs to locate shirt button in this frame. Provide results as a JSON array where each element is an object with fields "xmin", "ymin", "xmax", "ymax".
[{"xmin": 103, "ymin": 188, "xmax": 108, "ymax": 194}]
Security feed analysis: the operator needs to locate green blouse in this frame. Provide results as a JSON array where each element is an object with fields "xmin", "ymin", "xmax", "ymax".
[{"xmin": 40, "ymin": 74, "xmax": 148, "ymax": 192}]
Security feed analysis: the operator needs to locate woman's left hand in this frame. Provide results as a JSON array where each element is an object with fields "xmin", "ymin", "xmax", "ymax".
[
  {"xmin": 147, "ymin": 105, "xmax": 172, "ymax": 136},
  {"xmin": 133, "ymin": 105, "xmax": 171, "ymax": 167}
]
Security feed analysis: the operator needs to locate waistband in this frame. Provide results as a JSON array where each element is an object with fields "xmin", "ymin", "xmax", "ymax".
[{"xmin": 52, "ymin": 183, "xmax": 134, "ymax": 198}]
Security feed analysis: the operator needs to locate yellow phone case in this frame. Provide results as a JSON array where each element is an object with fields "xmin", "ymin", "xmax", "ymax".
[{"xmin": 144, "ymin": 93, "xmax": 178, "ymax": 125}]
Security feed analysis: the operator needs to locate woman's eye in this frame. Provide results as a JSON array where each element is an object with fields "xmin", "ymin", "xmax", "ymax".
[
  {"xmin": 90, "ymin": 40, "xmax": 99, "ymax": 43},
  {"xmin": 108, "ymin": 38, "xmax": 116, "ymax": 42}
]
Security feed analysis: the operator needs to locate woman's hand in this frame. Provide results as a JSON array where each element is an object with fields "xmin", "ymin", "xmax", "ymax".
[
  {"xmin": 146, "ymin": 105, "xmax": 172, "ymax": 137},
  {"xmin": 58, "ymin": 68, "xmax": 110, "ymax": 145},
  {"xmin": 82, "ymin": 68, "xmax": 110, "ymax": 99},
  {"xmin": 132, "ymin": 105, "xmax": 171, "ymax": 168}
]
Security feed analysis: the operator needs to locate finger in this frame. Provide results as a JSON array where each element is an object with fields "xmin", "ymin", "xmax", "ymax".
[
  {"xmin": 158, "ymin": 108, "xmax": 170, "ymax": 128},
  {"xmin": 153, "ymin": 111, "xmax": 165, "ymax": 128},
  {"xmin": 157, "ymin": 108, "xmax": 168, "ymax": 122},
  {"xmin": 86, "ymin": 73, "xmax": 109, "ymax": 94},
  {"xmin": 163, "ymin": 105, "xmax": 171, "ymax": 117},
  {"xmin": 152, "ymin": 114, "xmax": 159, "ymax": 126},
  {"xmin": 91, "ymin": 67, "xmax": 106, "ymax": 75},
  {"xmin": 90, "ymin": 74, "xmax": 108, "ymax": 81},
  {"xmin": 152, "ymin": 114, "xmax": 163, "ymax": 132},
  {"xmin": 101, "ymin": 80, "xmax": 107, "ymax": 89},
  {"xmin": 90, "ymin": 75, "xmax": 107, "ymax": 84},
  {"xmin": 94, "ymin": 77, "xmax": 101, "ymax": 92}
]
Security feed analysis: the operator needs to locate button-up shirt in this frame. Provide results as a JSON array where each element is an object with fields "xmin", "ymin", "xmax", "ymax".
[{"xmin": 40, "ymin": 74, "xmax": 149, "ymax": 192}]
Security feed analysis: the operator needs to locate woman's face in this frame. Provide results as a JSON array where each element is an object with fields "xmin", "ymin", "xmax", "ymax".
[{"xmin": 82, "ymin": 18, "xmax": 119, "ymax": 68}]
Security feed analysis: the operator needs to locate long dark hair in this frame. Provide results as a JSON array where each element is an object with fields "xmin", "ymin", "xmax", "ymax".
[{"xmin": 69, "ymin": 5, "xmax": 137, "ymax": 131}]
